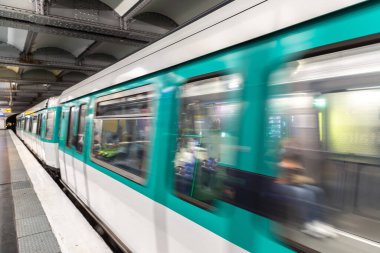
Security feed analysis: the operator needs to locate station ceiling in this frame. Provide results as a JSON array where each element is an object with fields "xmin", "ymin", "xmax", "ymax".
[{"xmin": 0, "ymin": 0, "xmax": 227, "ymax": 115}]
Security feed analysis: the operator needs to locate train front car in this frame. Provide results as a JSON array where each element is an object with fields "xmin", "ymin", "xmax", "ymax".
[
  {"xmin": 56, "ymin": 1, "xmax": 380, "ymax": 253},
  {"xmin": 17, "ymin": 97, "xmax": 61, "ymax": 173}
]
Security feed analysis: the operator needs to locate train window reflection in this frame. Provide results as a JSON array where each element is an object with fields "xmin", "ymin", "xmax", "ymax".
[
  {"xmin": 96, "ymin": 91, "xmax": 153, "ymax": 117},
  {"xmin": 32, "ymin": 115, "xmax": 38, "ymax": 134},
  {"xmin": 266, "ymin": 83, "xmax": 380, "ymax": 249},
  {"xmin": 45, "ymin": 110, "xmax": 55, "ymax": 140},
  {"xmin": 66, "ymin": 107, "xmax": 75, "ymax": 147},
  {"xmin": 36, "ymin": 114, "xmax": 42, "ymax": 136},
  {"xmin": 75, "ymin": 104, "xmax": 87, "ymax": 153},
  {"xmin": 174, "ymin": 74, "xmax": 243, "ymax": 208},
  {"xmin": 25, "ymin": 118, "xmax": 29, "ymax": 131},
  {"xmin": 91, "ymin": 86, "xmax": 154, "ymax": 184},
  {"xmin": 92, "ymin": 118, "xmax": 151, "ymax": 181},
  {"xmin": 29, "ymin": 117, "xmax": 32, "ymax": 132}
]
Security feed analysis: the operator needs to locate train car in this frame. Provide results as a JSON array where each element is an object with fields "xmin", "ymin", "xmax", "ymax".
[
  {"xmin": 55, "ymin": 1, "xmax": 380, "ymax": 253},
  {"xmin": 11, "ymin": 1, "xmax": 380, "ymax": 253},
  {"xmin": 16, "ymin": 97, "xmax": 61, "ymax": 171}
]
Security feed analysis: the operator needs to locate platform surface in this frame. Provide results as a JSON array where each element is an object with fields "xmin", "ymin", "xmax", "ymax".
[{"xmin": 0, "ymin": 130, "xmax": 112, "ymax": 253}]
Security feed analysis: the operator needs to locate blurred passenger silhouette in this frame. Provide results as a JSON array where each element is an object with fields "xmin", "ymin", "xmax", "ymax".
[{"xmin": 275, "ymin": 138, "xmax": 337, "ymax": 239}]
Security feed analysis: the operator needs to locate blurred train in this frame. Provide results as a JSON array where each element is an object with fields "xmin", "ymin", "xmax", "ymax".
[{"xmin": 15, "ymin": 1, "xmax": 380, "ymax": 252}]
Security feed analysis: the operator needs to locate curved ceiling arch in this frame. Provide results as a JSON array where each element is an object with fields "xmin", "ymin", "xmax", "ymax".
[
  {"xmin": 82, "ymin": 53, "xmax": 117, "ymax": 66},
  {"xmin": 32, "ymin": 47, "xmax": 76, "ymax": 64},
  {"xmin": 61, "ymin": 71, "xmax": 89, "ymax": 82},
  {"xmin": 129, "ymin": 11, "xmax": 178, "ymax": 35},
  {"xmin": 22, "ymin": 69, "xmax": 57, "ymax": 81},
  {"xmin": 0, "ymin": 67, "xmax": 20, "ymax": 79},
  {"xmin": 139, "ymin": 0, "xmax": 226, "ymax": 25},
  {"xmin": 33, "ymin": 33, "xmax": 94, "ymax": 58},
  {"xmin": 134, "ymin": 12, "xmax": 178, "ymax": 28},
  {"xmin": 0, "ymin": 42, "xmax": 21, "ymax": 58}
]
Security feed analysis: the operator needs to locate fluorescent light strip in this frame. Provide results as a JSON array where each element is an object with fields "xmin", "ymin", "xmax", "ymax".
[
  {"xmin": 336, "ymin": 229, "xmax": 380, "ymax": 249},
  {"xmin": 347, "ymin": 86, "xmax": 380, "ymax": 91}
]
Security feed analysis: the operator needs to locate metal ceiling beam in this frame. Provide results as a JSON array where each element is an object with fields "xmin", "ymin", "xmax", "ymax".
[
  {"xmin": 0, "ymin": 16, "xmax": 142, "ymax": 45},
  {"xmin": 0, "ymin": 105, "xmax": 29, "ymax": 108},
  {"xmin": 17, "ymin": 84, "xmax": 68, "ymax": 90},
  {"xmin": 56, "ymin": 70, "xmax": 67, "ymax": 80},
  {"xmin": 0, "ymin": 56, "xmax": 101, "ymax": 73},
  {"xmin": 0, "ymin": 92, "xmax": 38, "ymax": 97},
  {"xmin": 0, "ymin": 5, "xmax": 155, "ymax": 44},
  {"xmin": 0, "ymin": 78, "xmax": 75, "ymax": 86},
  {"xmin": 22, "ymin": 31, "xmax": 37, "ymax": 57},
  {"xmin": 1, "ymin": 105, "xmax": 31, "ymax": 111},
  {"xmin": 0, "ymin": 89, "xmax": 63, "ymax": 94},
  {"xmin": 76, "ymin": 41, "xmax": 103, "ymax": 64},
  {"xmin": 33, "ymin": 0, "xmax": 47, "ymax": 15},
  {"xmin": 0, "ymin": 100, "xmax": 32, "ymax": 106},
  {"xmin": 0, "ymin": 93, "xmax": 61, "ymax": 100},
  {"xmin": 11, "ymin": 102, "xmax": 32, "ymax": 105},
  {"xmin": 0, "ymin": 96, "xmax": 33, "ymax": 102},
  {"xmin": 122, "ymin": 0, "xmax": 152, "ymax": 29},
  {"xmin": 19, "ymin": 31, "xmax": 37, "ymax": 76}
]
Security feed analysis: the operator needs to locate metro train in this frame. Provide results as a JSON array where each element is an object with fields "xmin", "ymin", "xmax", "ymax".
[{"xmin": 15, "ymin": 1, "xmax": 380, "ymax": 252}]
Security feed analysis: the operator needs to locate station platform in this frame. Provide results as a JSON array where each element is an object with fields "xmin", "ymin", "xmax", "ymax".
[{"xmin": 0, "ymin": 130, "xmax": 112, "ymax": 253}]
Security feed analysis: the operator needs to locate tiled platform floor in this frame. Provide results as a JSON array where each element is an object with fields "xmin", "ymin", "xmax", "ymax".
[{"xmin": 0, "ymin": 130, "xmax": 60, "ymax": 253}]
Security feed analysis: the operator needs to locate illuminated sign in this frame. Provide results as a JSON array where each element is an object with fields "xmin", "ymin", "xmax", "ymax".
[{"xmin": 0, "ymin": 108, "xmax": 11, "ymax": 113}]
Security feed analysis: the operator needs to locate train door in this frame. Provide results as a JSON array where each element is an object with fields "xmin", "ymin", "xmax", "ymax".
[
  {"xmin": 58, "ymin": 109, "xmax": 68, "ymax": 183},
  {"xmin": 168, "ymin": 72, "xmax": 253, "ymax": 252},
  {"xmin": 36, "ymin": 113, "xmax": 43, "ymax": 159},
  {"xmin": 63, "ymin": 106, "xmax": 77, "ymax": 192},
  {"xmin": 72, "ymin": 103, "xmax": 89, "ymax": 203},
  {"xmin": 31, "ymin": 114, "xmax": 38, "ymax": 153}
]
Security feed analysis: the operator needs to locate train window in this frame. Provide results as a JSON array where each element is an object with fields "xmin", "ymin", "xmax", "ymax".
[
  {"xmin": 96, "ymin": 92, "xmax": 153, "ymax": 117},
  {"xmin": 29, "ymin": 117, "xmax": 33, "ymax": 132},
  {"xmin": 75, "ymin": 104, "xmax": 87, "ymax": 153},
  {"xmin": 36, "ymin": 114, "xmax": 42, "ymax": 136},
  {"xmin": 45, "ymin": 110, "xmax": 56, "ymax": 140},
  {"xmin": 66, "ymin": 107, "xmax": 75, "ymax": 147},
  {"xmin": 91, "ymin": 85, "xmax": 154, "ymax": 184},
  {"xmin": 24, "ymin": 118, "xmax": 28, "ymax": 131},
  {"xmin": 264, "ymin": 44, "xmax": 380, "ymax": 251},
  {"xmin": 174, "ymin": 74, "xmax": 243, "ymax": 208}
]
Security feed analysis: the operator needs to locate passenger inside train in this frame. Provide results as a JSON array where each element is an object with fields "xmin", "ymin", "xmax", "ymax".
[
  {"xmin": 273, "ymin": 138, "xmax": 337, "ymax": 238},
  {"xmin": 264, "ymin": 47, "xmax": 380, "ymax": 251}
]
